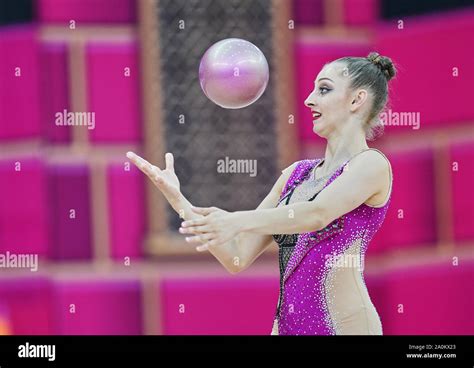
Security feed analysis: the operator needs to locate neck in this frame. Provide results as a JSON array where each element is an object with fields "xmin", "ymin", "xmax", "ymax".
[{"xmin": 321, "ymin": 120, "xmax": 369, "ymax": 174}]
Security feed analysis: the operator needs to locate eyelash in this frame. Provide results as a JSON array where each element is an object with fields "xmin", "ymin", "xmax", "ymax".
[{"xmin": 319, "ymin": 87, "xmax": 330, "ymax": 95}]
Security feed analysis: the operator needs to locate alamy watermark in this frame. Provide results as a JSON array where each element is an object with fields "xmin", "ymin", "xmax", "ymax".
[
  {"xmin": 379, "ymin": 109, "xmax": 420, "ymax": 130},
  {"xmin": 325, "ymin": 253, "xmax": 363, "ymax": 271},
  {"xmin": 55, "ymin": 109, "xmax": 95, "ymax": 130},
  {"xmin": 0, "ymin": 251, "xmax": 38, "ymax": 272},
  {"xmin": 217, "ymin": 156, "xmax": 257, "ymax": 177},
  {"xmin": 18, "ymin": 342, "xmax": 55, "ymax": 361}
]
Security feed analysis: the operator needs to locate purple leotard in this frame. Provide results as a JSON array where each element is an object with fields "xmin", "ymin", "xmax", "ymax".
[{"xmin": 271, "ymin": 148, "xmax": 393, "ymax": 335}]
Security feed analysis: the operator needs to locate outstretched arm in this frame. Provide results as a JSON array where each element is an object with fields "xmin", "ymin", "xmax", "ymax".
[
  {"xmin": 182, "ymin": 150, "xmax": 390, "ymax": 245},
  {"xmin": 126, "ymin": 151, "xmax": 240, "ymax": 272},
  {"xmin": 127, "ymin": 151, "xmax": 296, "ymax": 273}
]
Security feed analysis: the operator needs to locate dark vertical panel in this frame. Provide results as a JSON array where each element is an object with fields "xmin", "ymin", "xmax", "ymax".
[
  {"xmin": 156, "ymin": 0, "xmax": 278, "ymax": 229},
  {"xmin": 381, "ymin": 0, "xmax": 473, "ymax": 19},
  {"xmin": 0, "ymin": 0, "xmax": 33, "ymax": 26}
]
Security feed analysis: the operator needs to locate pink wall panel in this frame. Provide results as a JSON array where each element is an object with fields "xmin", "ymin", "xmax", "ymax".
[
  {"xmin": 0, "ymin": 302, "xmax": 11, "ymax": 334},
  {"xmin": 343, "ymin": 0, "xmax": 379, "ymax": 26},
  {"xmin": 0, "ymin": 158, "xmax": 50, "ymax": 257},
  {"xmin": 159, "ymin": 276, "xmax": 279, "ymax": 335},
  {"xmin": 364, "ymin": 273, "xmax": 385, "ymax": 324},
  {"xmin": 39, "ymin": 41, "xmax": 71, "ymax": 143},
  {"xmin": 86, "ymin": 42, "xmax": 142, "ymax": 143},
  {"xmin": 375, "ymin": 10, "xmax": 474, "ymax": 131},
  {"xmin": 450, "ymin": 140, "xmax": 474, "ymax": 243},
  {"xmin": 368, "ymin": 148, "xmax": 437, "ymax": 253},
  {"xmin": 0, "ymin": 277, "xmax": 53, "ymax": 334},
  {"xmin": 47, "ymin": 163, "xmax": 93, "ymax": 260},
  {"xmin": 292, "ymin": 0, "xmax": 324, "ymax": 25},
  {"xmin": 107, "ymin": 162, "xmax": 145, "ymax": 260},
  {"xmin": 52, "ymin": 279, "xmax": 142, "ymax": 334},
  {"xmin": 376, "ymin": 260, "xmax": 474, "ymax": 335},
  {"xmin": 0, "ymin": 26, "xmax": 41, "ymax": 140},
  {"xmin": 37, "ymin": 0, "xmax": 136, "ymax": 23}
]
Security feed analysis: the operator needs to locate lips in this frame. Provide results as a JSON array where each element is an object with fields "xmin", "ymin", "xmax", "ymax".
[{"xmin": 312, "ymin": 110, "xmax": 322, "ymax": 120}]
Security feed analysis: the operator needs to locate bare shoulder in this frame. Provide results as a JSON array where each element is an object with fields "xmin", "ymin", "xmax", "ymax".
[
  {"xmin": 348, "ymin": 149, "xmax": 392, "ymax": 205},
  {"xmin": 347, "ymin": 149, "xmax": 391, "ymax": 173}
]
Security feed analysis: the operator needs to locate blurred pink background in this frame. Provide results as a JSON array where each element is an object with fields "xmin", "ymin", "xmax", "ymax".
[{"xmin": 0, "ymin": 0, "xmax": 473, "ymax": 335}]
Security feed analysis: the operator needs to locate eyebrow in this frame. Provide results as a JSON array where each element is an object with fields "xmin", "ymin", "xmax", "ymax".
[{"xmin": 315, "ymin": 77, "xmax": 334, "ymax": 83}]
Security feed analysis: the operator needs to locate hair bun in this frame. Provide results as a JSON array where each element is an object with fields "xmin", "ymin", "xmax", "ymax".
[{"xmin": 367, "ymin": 52, "xmax": 396, "ymax": 81}]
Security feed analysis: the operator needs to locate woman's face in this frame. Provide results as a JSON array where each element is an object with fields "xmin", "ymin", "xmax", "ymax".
[{"xmin": 304, "ymin": 62, "xmax": 355, "ymax": 137}]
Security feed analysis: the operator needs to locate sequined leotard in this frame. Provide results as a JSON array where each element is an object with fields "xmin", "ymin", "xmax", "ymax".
[{"xmin": 271, "ymin": 148, "xmax": 392, "ymax": 335}]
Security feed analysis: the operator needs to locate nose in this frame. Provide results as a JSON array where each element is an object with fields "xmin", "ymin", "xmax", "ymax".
[{"xmin": 304, "ymin": 90, "xmax": 317, "ymax": 109}]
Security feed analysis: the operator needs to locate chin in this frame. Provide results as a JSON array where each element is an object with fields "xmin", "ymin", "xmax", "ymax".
[
  {"xmin": 312, "ymin": 122, "xmax": 330, "ymax": 138},
  {"xmin": 312, "ymin": 126, "xmax": 326, "ymax": 137},
  {"xmin": 312, "ymin": 119, "xmax": 323, "ymax": 129}
]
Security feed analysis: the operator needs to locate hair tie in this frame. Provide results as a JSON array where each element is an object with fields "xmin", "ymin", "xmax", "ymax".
[{"xmin": 368, "ymin": 54, "xmax": 381, "ymax": 64}]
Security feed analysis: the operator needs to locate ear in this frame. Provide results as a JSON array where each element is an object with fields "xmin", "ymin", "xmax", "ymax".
[{"xmin": 349, "ymin": 89, "xmax": 368, "ymax": 112}]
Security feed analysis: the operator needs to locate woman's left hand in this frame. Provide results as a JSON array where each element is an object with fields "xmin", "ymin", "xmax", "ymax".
[{"xmin": 179, "ymin": 206, "xmax": 243, "ymax": 250}]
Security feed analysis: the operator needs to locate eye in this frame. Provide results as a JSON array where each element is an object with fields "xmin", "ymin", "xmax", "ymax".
[{"xmin": 319, "ymin": 87, "xmax": 330, "ymax": 95}]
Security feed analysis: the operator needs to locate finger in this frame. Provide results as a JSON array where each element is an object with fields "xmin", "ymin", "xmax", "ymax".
[
  {"xmin": 126, "ymin": 152, "xmax": 161, "ymax": 179},
  {"xmin": 126, "ymin": 151, "xmax": 152, "ymax": 170},
  {"xmin": 185, "ymin": 233, "xmax": 214, "ymax": 244},
  {"xmin": 196, "ymin": 238, "xmax": 221, "ymax": 252},
  {"xmin": 165, "ymin": 152, "xmax": 175, "ymax": 172},
  {"xmin": 191, "ymin": 206, "xmax": 219, "ymax": 216},
  {"xmin": 179, "ymin": 225, "xmax": 209, "ymax": 235},
  {"xmin": 154, "ymin": 174, "xmax": 164, "ymax": 185},
  {"xmin": 196, "ymin": 244, "xmax": 209, "ymax": 252},
  {"xmin": 181, "ymin": 218, "xmax": 206, "ymax": 228},
  {"xmin": 153, "ymin": 172, "xmax": 169, "ymax": 188}
]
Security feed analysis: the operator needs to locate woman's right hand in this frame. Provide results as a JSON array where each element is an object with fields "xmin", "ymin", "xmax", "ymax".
[{"xmin": 126, "ymin": 151, "xmax": 181, "ymax": 203}]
